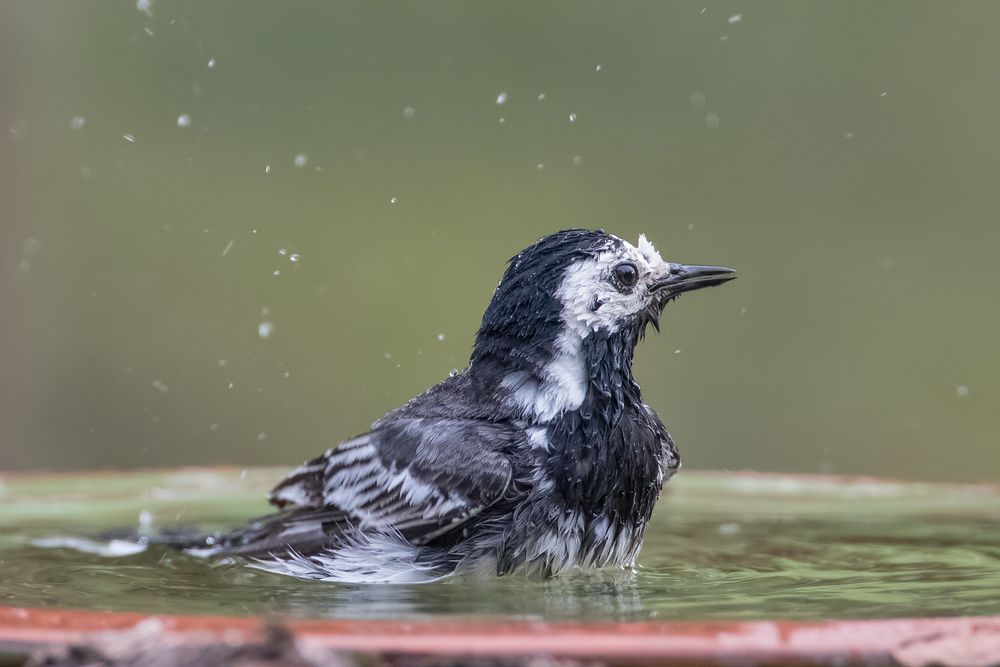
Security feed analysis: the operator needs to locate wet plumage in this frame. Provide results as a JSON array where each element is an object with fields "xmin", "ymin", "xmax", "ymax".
[{"xmin": 182, "ymin": 229, "xmax": 735, "ymax": 582}]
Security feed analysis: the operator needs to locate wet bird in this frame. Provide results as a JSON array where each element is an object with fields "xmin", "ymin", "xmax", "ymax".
[{"xmin": 184, "ymin": 229, "xmax": 735, "ymax": 582}]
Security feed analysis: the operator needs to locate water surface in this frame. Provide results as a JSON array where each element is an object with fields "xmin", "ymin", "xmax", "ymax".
[{"xmin": 1, "ymin": 469, "xmax": 997, "ymax": 622}]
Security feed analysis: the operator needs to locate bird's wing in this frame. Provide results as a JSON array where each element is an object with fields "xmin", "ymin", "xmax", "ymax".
[
  {"xmin": 267, "ymin": 417, "xmax": 518, "ymax": 543},
  {"xmin": 642, "ymin": 404, "xmax": 680, "ymax": 486}
]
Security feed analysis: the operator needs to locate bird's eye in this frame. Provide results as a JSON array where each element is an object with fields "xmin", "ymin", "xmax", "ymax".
[{"xmin": 612, "ymin": 262, "xmax": 638, "ymax": 289}]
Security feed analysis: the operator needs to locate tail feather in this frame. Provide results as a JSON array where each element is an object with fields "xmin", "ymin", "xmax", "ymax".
[
  {"xmin": 162, "ymin": 506, "xmax": 356, "ymax": 557},
  {"xmin": 34, "ymin": 507, "xmax": 357, "ymax": 562},
  {"xmin": 33, "ymin": 508, "xmax": 471, "ymax": 583}
]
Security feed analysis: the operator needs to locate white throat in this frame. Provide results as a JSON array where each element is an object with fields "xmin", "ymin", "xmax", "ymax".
[
  {"xmin": 499, "ymin": 233, "xmax": 662, "ymax": 422},
  {"xmin": 500, "ymin": 329, "xmax": 588, "ymax": 422}
]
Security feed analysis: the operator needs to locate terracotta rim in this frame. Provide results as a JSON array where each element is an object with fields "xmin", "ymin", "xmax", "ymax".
[{"xmin": 0, "ymin": 606, "xmax": 998, "ymax": 664}]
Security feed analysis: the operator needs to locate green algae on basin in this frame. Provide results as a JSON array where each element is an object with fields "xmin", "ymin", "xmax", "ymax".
[{"xmin": 0, "ymin": 469, "xmax": 998, "ymax": 622}]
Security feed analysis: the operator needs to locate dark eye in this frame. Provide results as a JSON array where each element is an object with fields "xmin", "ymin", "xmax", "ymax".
[{"xmin": 612, "ymin": 262, "xmax": 638, "ymax": 289}]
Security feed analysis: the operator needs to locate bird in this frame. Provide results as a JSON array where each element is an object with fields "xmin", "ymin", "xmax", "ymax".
[{"xmin": 179, "ymin": 229, "xmax": 735, "ymax": 583}]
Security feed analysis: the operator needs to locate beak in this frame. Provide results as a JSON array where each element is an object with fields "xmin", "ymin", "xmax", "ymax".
[{"xmin": 650, "ymin": 263, "xmax": 737, "ymax": 295}]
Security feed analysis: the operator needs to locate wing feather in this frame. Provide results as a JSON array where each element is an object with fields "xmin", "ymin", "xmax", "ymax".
[{"xmin": 268, "ymin": 417, "xmax": 518, "ymax": 544}]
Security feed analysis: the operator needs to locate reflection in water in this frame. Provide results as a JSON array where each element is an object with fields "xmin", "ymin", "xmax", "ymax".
[{"xmin": 260, "ymin": 570, "xmax": 647, "ymax": 621}]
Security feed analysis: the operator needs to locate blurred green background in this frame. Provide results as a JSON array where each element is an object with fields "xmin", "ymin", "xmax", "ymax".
[{"xmin": 1, "ymin": 1, "xmax": 997, "ymax": 481}]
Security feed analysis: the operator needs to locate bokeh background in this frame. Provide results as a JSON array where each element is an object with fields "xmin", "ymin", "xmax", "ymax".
[{"xmin": 1, "ymin": 1, "xmax": 997, "ymax": 481}]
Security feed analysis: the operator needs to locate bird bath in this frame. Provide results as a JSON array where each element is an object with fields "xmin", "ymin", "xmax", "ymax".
[{"xmin": 0, "ymin": 467, "xmax": 998, "ymax": 665}]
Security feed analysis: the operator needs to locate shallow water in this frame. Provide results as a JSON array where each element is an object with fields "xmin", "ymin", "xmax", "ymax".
[{"xmin": 0, "ymin": 469, "xmax": 998, "ymax": 622}]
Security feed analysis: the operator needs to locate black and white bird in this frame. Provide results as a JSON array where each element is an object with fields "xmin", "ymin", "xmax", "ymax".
[{"xmin": 184, "ymin": 229, "xmax": 735, "ymax": 582}]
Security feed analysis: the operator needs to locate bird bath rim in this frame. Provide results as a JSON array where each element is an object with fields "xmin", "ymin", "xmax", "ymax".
[{"xmin": 0, "ymin": 605, "xmax": 998, "ymax": 665}]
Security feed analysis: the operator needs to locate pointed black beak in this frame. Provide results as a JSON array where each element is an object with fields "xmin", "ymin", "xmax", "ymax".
[{"xmin": 650, "ymin": 263, "xmax": 737, "ymax": 295}]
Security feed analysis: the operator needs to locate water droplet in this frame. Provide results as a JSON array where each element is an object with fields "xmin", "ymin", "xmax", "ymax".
[
  {"xmin": 844, "ymin": 131, "xmax": 855, "ymax": 140},
  {"xmin": 536, "ymin": 163, "xmax": 545, "ymax": 170},
  {"xmin": 389, "ymin": 197, "xmax": 398, "ymax": 205},
  {"xmin": 572, "ymin": 155, "xmax": 583, "ymax": 165},
  {"xmin": 674, "ymin": 349, "xmax": 682, "ymax": 355},
  {"xmin": 257, "ymin": 432, "xmax": 267, "ymax": 441},
  {"xmin": 69, "ymin": 116, "xmax": 85, "ymax": 130},
  {"xmin": 449, "ymin": 368, "xmax": 460, "ymax": 378},
  {"xmin": 293, "ymin": 153, "xmax": 308, "ymax": 168},
  {"xmin": 568, "ymin": 113, "xmax": 577, "ymax": 123},
  {"xmin": 880, "ymin": 91, "xmax": 888, "ymax": 97},
  {"xmin": 221, "ymin": 239, "xmax": 235, "ymax": 256},
  {"xmin": 17, "ymin": 237, "xmax": 40, "ymax": 273},
  {"xmin": 498, "ymin": 117, "xmax": 506, "ymax": 125},
  {"xmin": 258, "ymin": 321, "xmax": 274, "ymax": 338},
  {"xmin": 690, "ymin": 91, "xmax": 707, "ymax": 109},
  {"xmin": 956, "ymin": 385, "xmax": 969, "ymax": 397},
  {"xmin": 8, "ymin": 119, "xmax": 28, "ymax": 140},
  {"xmin": 227, "ymin": 381, "xmax": 235, "ymax": 389},
  {"xmin": 705, "ymin": 113, "xmax": 720, "ymax": 129},
  {"xmin": 207, "ymin": 58, "xmax": 216, "ymax": 68},
  {"xmin": 727, "ymin": 13, "xmax": 743, "ymax": 24},
  {"xmin": 403, "ymin": 106, "xmax": 415, "ymax": 119},
  {"xmin": 537, "ymin": 93, "xmax": 546, "ymax": 102},
  {"xmin": 176, "ymin": 113, "xmax": 191, "ymax": 128},
  {"xmin": 136, "ymin": 0, "xmax": 153, "ymax": 16},
  {"xmin": 151, "ymin": 380, "xmax": 169, "ymax": 393},
  {"xmin": 123, "ymin": 133, "xmax": 136, "ymax": 143},
  {"xmin": 595, "ymin": 64, "xmax": 603, "ymax": 72},
  {"xmin": 278, "ymin": 248, "xmax": 287, "ymax": 256},
  {"xmin": 264, "ymin": 164, "xmax": 272, "ymax": 174},
  {"xmin": 289, "ymin": 253, "xmax": 300, "ymax": 263},
  {"xmin": 272, "ymin": 269, "xmax": 281, "ymax": 276},
  {"xmin": 496, "ymin": 91, "xmax": 508, "ymax": 105},
  {"xmin": 437, "ymin": 333, "xmax": 445, "ymax": 341},
  {"xmin": 217, "ymin": 359, "xmax": 227, "ymax": 367}
]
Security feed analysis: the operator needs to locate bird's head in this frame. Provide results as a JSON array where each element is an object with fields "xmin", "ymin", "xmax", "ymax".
[
  {"xmin": 470, "ymin": 230, "xmax": 735, "ymax": 408},
  {"xmin": 553, "ymin": 230, "xmax": 736, "ymax": 338},
  {"xmin": 476, "ymin": 229, "xmax": 734, "ymax": 343}
]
